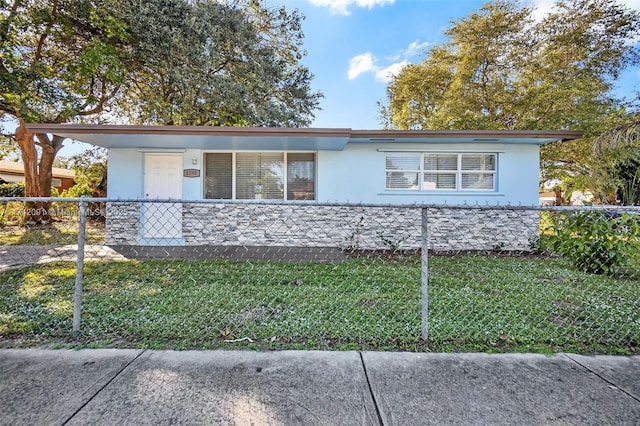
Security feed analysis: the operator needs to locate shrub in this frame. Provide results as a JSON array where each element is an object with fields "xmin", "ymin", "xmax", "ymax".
[
  {"xmin": 548, "ymin": 211, "xmax": 640, "ymax": 274},
  {"xmin": 0, "ymin": 182, "xmax": 25, "ymax": 197}
]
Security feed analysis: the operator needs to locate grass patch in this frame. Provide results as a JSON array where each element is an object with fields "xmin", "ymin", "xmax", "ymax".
[
  {"xmin": 0, "ymin": 222, "xmax": 105, "ymax": 245},
  {"xmin": 0, "ymin": 255, "xmax": 638, "ymax": 353},
  {"xmin": 0, "ymin": 201, "xmax": 105, "ymax": 245}
]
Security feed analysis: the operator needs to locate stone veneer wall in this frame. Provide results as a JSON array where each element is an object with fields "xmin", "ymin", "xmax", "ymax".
[
  {"xmin": 105, "ymin": 202, "xmax": 141, "ymax": 245},
  {"xmin": 105, "ymin": 202, "xmax": 540, "ymax": 251},
  {"xmin": 426, "ymin": 207, "xmax": 539, "ymax": 251},
  {"xmin": 182, "ymin": 204, "xmax": 421, "ymax": 250}
]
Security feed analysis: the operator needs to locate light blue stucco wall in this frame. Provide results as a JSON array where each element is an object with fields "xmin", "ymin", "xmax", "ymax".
[
  {"xmin": 107, "ymin": 149, "xmax": 204, "ymax": 199},
  {"xmin": 107, "ymin": 149, "xmax": 144, "ymax": 198},
  {"xmin": 182, "ymin": 149, "xmax": 203, "ymax": 199},
  {"xmin": 317, "ymin": 143, "xmax": 540, "ymax": 205},
  {"xmin": 107, "ymin": 142, "xmax": 541, "ymax": 205}
]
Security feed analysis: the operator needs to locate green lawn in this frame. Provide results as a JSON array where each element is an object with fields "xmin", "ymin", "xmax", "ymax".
[
  {"xmin": 0, "ymin": 223, "xmax": 105, "ymax": 245},
  {"xmin": 0, "ymin": 255, "xmax": 638, "ymax": 353},
  {"xmin": 0, "ymin": 201, "xmax": 105, "ymax": 245}
]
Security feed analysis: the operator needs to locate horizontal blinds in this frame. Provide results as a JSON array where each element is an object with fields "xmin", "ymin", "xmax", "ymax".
[
  {"xmin": 423, "ymin": 173, "xmax": 456, "ymax": 190},
  {"xmin": 287, "ymin": 153, "xmax": 315, "ymax": 200},
  {"xmin": 236, "ymin": 153, "xmax": 284, "ymax": 200},
  {"xmin": 461, "ymin": 154, "xmax": 496, "ymax": 171},
  {"xmin": 386, "ymin": 152, "xmax": 497, "ymax": 191},
  {"xmin": 424, "ymin": 154, "xmax": 457, "ymax": 171},
  {"xmin": 386, "ymin": 155, "xmax": 420, "ymax": 171},
  {"xmin": 204, "ymin": 153, "xmax": 232, "ymax": 199},
  {"xmin": 461, "ymin": 173, "xmax": 494, "ymax": 190}
]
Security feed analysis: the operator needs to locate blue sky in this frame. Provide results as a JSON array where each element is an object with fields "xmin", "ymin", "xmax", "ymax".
[
  {"xmin": 5, "ymin": 0, "xmax": 640, "ymax": 158},
  {"xmin": 276, "ymin": 0, "xmax": 640, "ymax": 130}
]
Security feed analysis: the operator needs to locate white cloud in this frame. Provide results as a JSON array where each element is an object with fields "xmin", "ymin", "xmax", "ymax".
[
  {"xmin": 375, "ymin": 61, "xmax": 408, "ymax": 83},
  {"xmin": 307, "ymin": 0, "xmax": 395, "ymax": 16},
  {"xmin": 348, "ymin": 38, "xmax": 425, "ymax": 83},
  {"xmin": 529, "ymin": 0, "xmax": 556, "ymax": 22},
  {"xmin": 403, "ymin": 40, "xmax": 431, "ymax": 57},
  {"xmin": 348, "ymin": 52, "xmax": 408, "ymax": 82},
  {"xmin": 348, "ymin": 53, "xmax": 376, "ymax": 80}
]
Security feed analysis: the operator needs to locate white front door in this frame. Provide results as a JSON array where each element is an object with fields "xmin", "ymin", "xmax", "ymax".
[{"xmin": 143, "ymin": 154, "xmax": 183, "ymax": 239}]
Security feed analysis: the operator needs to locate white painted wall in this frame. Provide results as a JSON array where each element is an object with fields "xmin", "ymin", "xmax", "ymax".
[{"xmin": 107, "ymin": 142, "xmax": 542, "ymax": 205}]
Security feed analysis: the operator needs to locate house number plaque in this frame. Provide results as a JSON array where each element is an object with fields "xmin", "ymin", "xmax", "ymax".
[{"xmin": 183, "ymin": 169, "xmax": 200, "ymax": 178}]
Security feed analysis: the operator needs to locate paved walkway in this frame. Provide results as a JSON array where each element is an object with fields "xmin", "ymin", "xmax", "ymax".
[
  {"xmin": 0, "ymin": 245, "xmax": 127, "ymax": 272},
  {"xmin": 1, "ymin": 349, "xmax": 639, "ymax": 425},
  {"xmin": 0, "ymin": 244, "xmax": 348, "ymax": 272}
]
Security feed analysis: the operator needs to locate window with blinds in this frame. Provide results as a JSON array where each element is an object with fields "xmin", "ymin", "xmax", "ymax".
[
  {"xmin": 385, "ymin": 155, "xmax": 420, "ymax": 190},
  {"xmin": 385, "ymin": 153, "xmax": 496, "ymax": 191},
  {"xmin": 204, "ymin": 152, "xmax": 315, "ymax": 200},
  {"xmin": 287, "ymin": 153, "xmax": 315, "ymax": 200},
  {"xmin": 204, "ymin": 153, "xmax": 232, "ymax": 199},
  {"xmin": 236, "ymin": 153, "xmax": 284, "ymax": 200}
]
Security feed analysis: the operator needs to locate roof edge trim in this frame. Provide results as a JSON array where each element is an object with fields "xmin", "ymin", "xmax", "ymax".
[{"xmin": 25, "ymin": 124, "xmax": 584, "ymax": 142}]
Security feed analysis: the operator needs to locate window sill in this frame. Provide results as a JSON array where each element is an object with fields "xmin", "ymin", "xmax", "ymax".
[{"xmin": 379, "ymin": 191, "xmax": 504, "ymax": 196}]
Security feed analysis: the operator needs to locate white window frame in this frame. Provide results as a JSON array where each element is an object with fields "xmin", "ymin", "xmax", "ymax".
[
  {"xmin": 385, "ymin": 152, "xmax": 497, "ymax": 192},
  {"xmin": 203, "ymin": 151, "xmax": 316, "ymax": 200}
]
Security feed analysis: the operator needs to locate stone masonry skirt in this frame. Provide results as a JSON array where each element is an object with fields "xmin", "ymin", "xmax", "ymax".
[{"xmin": 105, "ymin": 202, "xmax": 539, "ymax": 252}]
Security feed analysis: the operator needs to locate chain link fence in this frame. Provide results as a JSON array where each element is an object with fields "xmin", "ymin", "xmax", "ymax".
[{"xmin": 1, "ymin": 198, "xmax": 639, "ymax": 352}]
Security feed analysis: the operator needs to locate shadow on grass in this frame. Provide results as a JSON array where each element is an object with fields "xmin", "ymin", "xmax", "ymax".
[
  {"xmin": 0, "ymin": 221, "xmax": 105, "ymax": 246},
  {"xmin": 0, "ymin": 262, "xmax": 76, "ymax": 345}
]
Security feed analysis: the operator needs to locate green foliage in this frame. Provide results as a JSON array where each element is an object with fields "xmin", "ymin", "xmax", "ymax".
[
  {"xmin": 590, "ymin": 145, "xmax": 640, "ymax": 205},
  {"xmin": 1, "ymin": 0, "xmax": 320, "ymax": 200},
  {"xmin": 0, "ymin": 182, "xmax": 25, "ymax": 197},
  {"xmin": 58, "ymin": 182, "xmax": 94, "ymax": 198},
  {"xmin": 66, "ymin": 147, "xmax": 107, "ymax": 197},
  {"xmin": 0, "ymin": 126, "xmax": 19, "ymax": 160},
  {"xmin": 380, "ymin": 0, "xmax": 640, "ymax": 188},
  {"xmin": 117, "ymin": 0, "xmax": 321, "ymax": 126},
  {"xmin": 548, "ymin": 211, "xmax": 640, "ymax": 274},
  {"xmin": 591, "ymin": 122, "xmax": 640, "ymax": 205},
  {"xmin": 0, "ymin": 0, "xmax": 131, "ymax": 123}
]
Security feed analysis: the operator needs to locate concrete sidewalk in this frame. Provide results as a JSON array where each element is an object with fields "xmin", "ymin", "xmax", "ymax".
[{"xmin": 0, "ymin": 350, "xmax": 639, "ymax": 425}]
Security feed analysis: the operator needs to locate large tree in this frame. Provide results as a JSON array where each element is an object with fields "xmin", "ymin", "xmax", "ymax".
[
  {"xmin": 380, "ymin": 0, "xmax": 640, "ymax": 192},
  {"xmin": 1, "ymin": 0, "xmax": 130, "ymax": 217},
  {"xmin": 1, "ymin": 0, "xmax": 321, "ymax": 221},
  {"xmin": 120, "ymin": 0, "xmax": 321, "ymax": 127}
]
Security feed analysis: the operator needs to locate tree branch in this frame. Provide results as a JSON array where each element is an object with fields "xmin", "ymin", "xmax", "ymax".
[
  {"xmin": 33, "ymin": 0, "xmax": 59, "ymax": 67},
  {"xmin": 0, "ymin": 100, "xmax": 19, "ymax": 117},
  {"xmin": 0, "ymin": 0, "xmax": 22, "ymax": 43}
]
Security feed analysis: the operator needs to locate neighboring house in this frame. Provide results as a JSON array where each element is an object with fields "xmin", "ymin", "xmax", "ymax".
[
  {"xmin": 0, "ymin": 160, "xmax": 75, "ymax": 192},
  {"xmin": 539, "ymin": 190, "xmax": 594, "ymax": 206},
  {"xmin": 27, "ymin": 124, "xmax": 582, "ymax": 250},
  {"xmin": 539, "ymin": 191, "xmax": 557, "ymax": 206}
]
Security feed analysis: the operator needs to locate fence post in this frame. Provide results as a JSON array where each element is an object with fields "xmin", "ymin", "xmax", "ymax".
[
  {"xmin": 421, "ymin": 207, "xmax": 429, "ymax": 341},
  {"xmin": 73, "ymin": 198, "xmax": 88, "ymax": 336}
]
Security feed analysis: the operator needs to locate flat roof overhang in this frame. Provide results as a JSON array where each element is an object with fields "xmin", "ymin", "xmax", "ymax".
[{"xmin": 26, "ymin": 124, "xmax": 583, "ymax": 150}]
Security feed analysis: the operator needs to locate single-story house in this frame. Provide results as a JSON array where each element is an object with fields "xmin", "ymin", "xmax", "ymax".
[
  {"xmin": 26, "ymin": 124, "xmax": 582, "ymax": 251},
  {"xmin": 0, "ymin": 159, "xmax": 75, "ymax": 192}
]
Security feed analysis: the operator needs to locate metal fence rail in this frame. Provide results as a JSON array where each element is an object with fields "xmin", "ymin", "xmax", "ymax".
[{"xmin": 1, "ymin": 198, "xmax": 638, "ymax": 352}]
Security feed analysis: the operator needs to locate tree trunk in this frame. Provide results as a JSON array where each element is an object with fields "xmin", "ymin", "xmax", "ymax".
[
  {"xmin": 554, "ymin": 187, "xmax": 564, "ymax": 206},
  {"xmin": 15, "ymin": 119, "xmax": 47, "ymax": 223},
  {"xmin": 15, "ymin": 119, "xmax": 40, "ymax": 197},
  {"xmin": 14, "ymin": 120, "xmax": 66, "ymax": 223}
]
